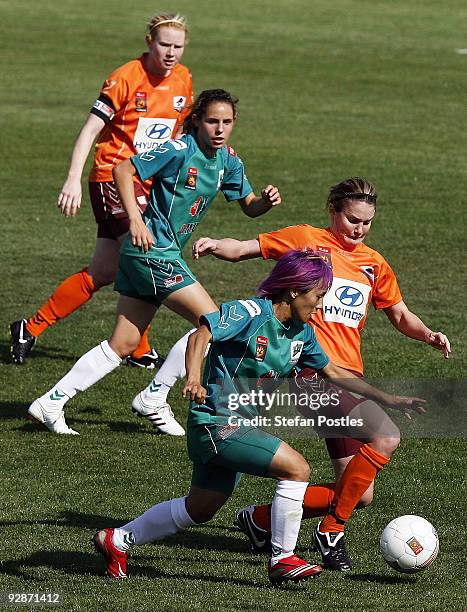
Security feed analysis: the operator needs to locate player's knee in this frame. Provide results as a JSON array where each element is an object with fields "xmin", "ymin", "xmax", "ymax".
[
  {"xmin": 356, "ymin": 488, "xmax": 374, "ymax": 509},
  {"xmin": 286, "ymin": 457, "xmax": 310, "ymax": 482},
  {"xmin": 108, "ymin": 337, "xmax": 139, "ymax": 359},
  {"xmin": 91, "ymin": 267, "xmax": 117, "ymax": 289},
  {"xmin": 376, "ymin": 434, "xmax": 400, "ymax": 457}
]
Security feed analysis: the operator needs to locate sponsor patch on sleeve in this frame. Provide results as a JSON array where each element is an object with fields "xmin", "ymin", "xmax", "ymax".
[{"xmin": 227, "ymin": 145, "xmax": 237, "ymax": 157}]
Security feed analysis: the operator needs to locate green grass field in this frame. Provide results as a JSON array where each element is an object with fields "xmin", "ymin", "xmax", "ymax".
[{"xmin": 1, "ymin": 1, "xmax": 466, "ymax": 610}]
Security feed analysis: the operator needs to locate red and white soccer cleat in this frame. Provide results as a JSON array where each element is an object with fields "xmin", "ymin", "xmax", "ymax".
[
  {"xmin": 93, "ymin": 528, "xmax": 128, "ymax": 579},
  {"xmin": 268, "ymin": 554, "xmax": 323, "ymax": 584}
]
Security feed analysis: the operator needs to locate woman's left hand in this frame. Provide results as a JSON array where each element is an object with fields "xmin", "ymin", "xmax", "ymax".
[
  {"xmin": 426, "ymin": 331, "xmax": 451, "ymax": 359},
  {"xmin": 386, "ymin": 395, "xmax": 427, "ymax": 419},
  {"xmin": 182, "ymin": 379, "xmax": 207, "ymax": 404}
]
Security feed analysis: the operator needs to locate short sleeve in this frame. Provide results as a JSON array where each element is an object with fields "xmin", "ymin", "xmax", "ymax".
[
  {"xmin": 372, "ymin": 258, "xmax": 402, "ymax": 310},
  {"xmin": 221, "ymin": 151, "xmax": 253, "ymax": 202},
  {"xmin": 259, "ymin": 225, "xmax": 315, "ymax": 260},
  {"xmin": 201, "ymin": 299, "xmax": 264, "ymax": 343},
  {"xmin": 90, "ymin": 70, "xmax": 130, "ymax": 123},
  {"xmin": 131, "ymin": 140, "xmax": 186, "ymax": 182},
  {"xmin": 174, "ymin": 71, "xmax": 193, "ymax": 133},
  {"xmin": 297, "ymin": 325, "xmax": 330, "ymax": 371}
]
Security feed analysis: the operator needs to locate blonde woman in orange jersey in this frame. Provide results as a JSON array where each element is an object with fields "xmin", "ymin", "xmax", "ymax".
[
  {"xmin": 145, "ymin": 177, "xmax": 450, "ymax": 570},
  {"xmin": 10, "ymin": 12, "xmax": 193, "ymax": 369}
]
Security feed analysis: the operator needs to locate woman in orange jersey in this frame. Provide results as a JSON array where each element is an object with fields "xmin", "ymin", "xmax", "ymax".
[
  {"xmin": 10, "ymin": 12, "xmax": 193, "ymax": 369},
  {"xmin": 148, "ymin": 176, "xmax": 450, "ymax": 570}
]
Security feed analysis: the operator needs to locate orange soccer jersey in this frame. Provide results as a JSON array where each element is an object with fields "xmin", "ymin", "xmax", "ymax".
[
  {"xmin": 89, "ymin": 54, "xmax": 193, "ymax": 183},
  {"xmin": 259, "ymin": 225, "xmax": 402, "ymax": 374}
]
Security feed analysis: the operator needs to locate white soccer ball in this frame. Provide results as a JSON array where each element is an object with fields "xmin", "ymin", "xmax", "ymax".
[{"xmin": 380, "ymin": 515, "xmax": 439, "ymax": 573}]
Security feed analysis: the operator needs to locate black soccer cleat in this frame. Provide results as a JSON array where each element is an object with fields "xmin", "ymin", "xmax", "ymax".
[
  {"xmin": 312, "ymin": 523, "xmax": 353, "ymax": 571},
  {"xmin": 126, "ymin": 348, "xmax": 165, "ymax": 370},
  {"xmin": 10, "ymin": 319, "xmax": 36, "ymax": 365},
  {"xmin": 235, "ymin": 505, "xmax": 272, "ymax": 553}
]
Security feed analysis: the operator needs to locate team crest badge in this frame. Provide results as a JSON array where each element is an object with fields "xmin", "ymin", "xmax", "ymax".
[
  {"xmin": 173, "ymin": 96, "xmax": 187, "ymax": 112},
  {"xmin": 289, "ymin": 341, "xmax": 304, "ymax": 364},
  {"xmin": 135, "ymin": 92, "xmax": 147, "ymax": 112},
  {"xmin": 255, "ymin": 336, "xmax": 269, "ymax": 361},
  {"xmin": 360, "ymin": 265, "xmax": 375, "ymax": 284},
  {"xmin": 184, "ymin": 167, "xmax": 198, "ymax": 190},
  {"xmin": 406, "ymin": 537, "xmax": 424, "ymax": 555}
]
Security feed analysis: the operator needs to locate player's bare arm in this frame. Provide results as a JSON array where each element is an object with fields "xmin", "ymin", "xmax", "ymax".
[
  {"xmin": 182, "ymin": 324, "xmax": 212, "ymax": 403},
  {"xmin": 384, "ymin": 300, "xmax": 451, "ymax": 358},
  {"xmin": 192, "ymin": 237, "xmax": 260, "ymax": 261},
  {"xmin": 58, "ymin": 113, "xmax": 105, "ymax": 218},
  {"xmin": 113, "ymin": 160, "xmax": 154, "ymax": 252},
  {"xmin": 238, "ymin": 185, "xmax": 281, "ymax": 218},
  {"xmin": 320, "ymin": 362, "xmax": 426, "ymax": 418}
]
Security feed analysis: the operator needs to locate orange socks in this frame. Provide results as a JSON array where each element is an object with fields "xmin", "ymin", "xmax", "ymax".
[
  {"xmin": 130, "ymin": 325, "xmax": 152, "ymax": 359},
  {"xmin": 26, "ymin": 268, "xmax": 96, "ymax": 337},
  {"xmin": 252, "ymin": 504, "xmax": 271, "ymax": 531},
  {"xmin": 252, "ymin": 483, "xmax": 336, "ymax": 531},
  {"xmin": 25, "ymin": 268, "xmax": 155, "ymax": 360},
  {"xmin": 319, "ymin": 444, "xmax": 390, "ymax": 533},
  {"xmin": 303, "ymin": 482, "xmax": 335, "ymax": 519}
]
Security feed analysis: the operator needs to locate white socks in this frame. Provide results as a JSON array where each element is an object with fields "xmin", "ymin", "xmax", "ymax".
[
  {"xmin": 46, "ymin": 341, "xmax": 121, "ymax": 402},
  {"xmin": 270, "ymin": 480, "xmax": 308, "ymax": 562},
  {"xmin": 150, "ymin": 329, "xmax": 195, "ymax": 388},
  {"xmin": 143, "ymin": 329, "xmax": 211, "ymax": 404},
  {"xmin": 116, "ymin": 497, "xmax": 196, "ymax": 548}
]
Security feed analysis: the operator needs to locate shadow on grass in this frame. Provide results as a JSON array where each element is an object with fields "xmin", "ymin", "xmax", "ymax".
[
  {"xmin": 0, "ymin": 401, "xmax": 152, "ymax": 435},
  {"xmin": 0, "ymin": 339, "xmax": 76, "ymax": 365},
  {"xmin": 0, "ymin": 511, "xmax": 126, "ymax": 530},
  {"xmin": 0, "ymin": 548, "xmax": 268, "ymax": 588},
  {"xmin": 0, "ymin": 401, "xmax": 29, "ymax": 419},
  {"xmin": 0, "ymin": 512, "xmax": 251, "ymax": 555},
  {"xmin": 345, "ymin": 572, "xmax": 415, "ymax": 584}
]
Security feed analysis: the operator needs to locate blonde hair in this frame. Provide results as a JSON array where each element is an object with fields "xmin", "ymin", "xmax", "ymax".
[
  {"xmin": 147, "ymin": 12, "xmax": 188, "ymax": 41},
  {"xmin": 327, "ymin": 177, "xmax": 377, "ymax": 212}
]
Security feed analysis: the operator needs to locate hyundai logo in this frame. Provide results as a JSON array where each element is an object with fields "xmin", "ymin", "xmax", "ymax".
[
  {"xmin": 335, "ymin": 286, "xmax": 364, "ymax": 307},
  {"xmin": 146, "ymin": 123, "xmax": 171, "ymax": 139}
]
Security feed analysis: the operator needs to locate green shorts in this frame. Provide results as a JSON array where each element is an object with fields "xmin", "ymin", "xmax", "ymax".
[
  {"xmin": 115, "ymin": 254, "xmax": 197, "ymax": 305},
  {"xmin": 187, "ymin": 420, "xmax": 282, "ymax": 496}
]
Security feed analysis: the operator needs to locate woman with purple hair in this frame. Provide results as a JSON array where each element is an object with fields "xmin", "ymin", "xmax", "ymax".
[{"xmin": 92, "ymin": 249, "xmax": 425, "ymax": 584}]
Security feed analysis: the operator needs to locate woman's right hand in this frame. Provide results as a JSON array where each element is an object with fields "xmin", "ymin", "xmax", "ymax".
[
  {"xmin": 192, "ymin": 237, "xmax": 218, "ymax": 259},
  {"xmin": 129, "ymin": 216, "xmax": 154, "ymax": 252},
  {"xmin": 58, "ymin": 177, "xmax": 82, "ymax": 217},
  {"xmin": 182, "ymin": 379, "xmax": 207, "ymax": 404}
]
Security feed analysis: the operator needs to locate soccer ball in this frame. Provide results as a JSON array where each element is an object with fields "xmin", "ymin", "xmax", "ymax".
[{"xmin": 380, "ymin": 515, "xmax": 439, "ymax": 573}]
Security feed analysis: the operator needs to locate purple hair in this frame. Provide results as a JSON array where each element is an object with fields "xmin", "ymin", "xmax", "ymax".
[{"xmin": 256, "ymin": 249, "xmax": 333, "ymax": 299}]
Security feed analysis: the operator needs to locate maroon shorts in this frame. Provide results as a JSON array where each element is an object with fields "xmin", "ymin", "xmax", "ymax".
[
  {"xmin": 290, "ymin": 368, "xmax": 367, "ymax": 460},
  {"xmin": 89, "ymin": 181, "xmax": 148, "ymax": 240}
]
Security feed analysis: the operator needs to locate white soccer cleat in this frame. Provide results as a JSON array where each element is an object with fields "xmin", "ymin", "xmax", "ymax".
[
  {"xmin": 28, "ymin": 396, "xmax": 79, "ymax": 435},
  {"xmin": 131, "ymin": 392, "xmax": 185, "ymax": 436}
]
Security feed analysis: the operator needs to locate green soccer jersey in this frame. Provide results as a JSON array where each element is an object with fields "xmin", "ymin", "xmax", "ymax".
[
  {"xmin": 190, "ymin": 297, "xmax": 329, "ymax": 425},
  {"xmin": 120, "ymin": 133, "xmax": 253, "ymax": 259}
]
